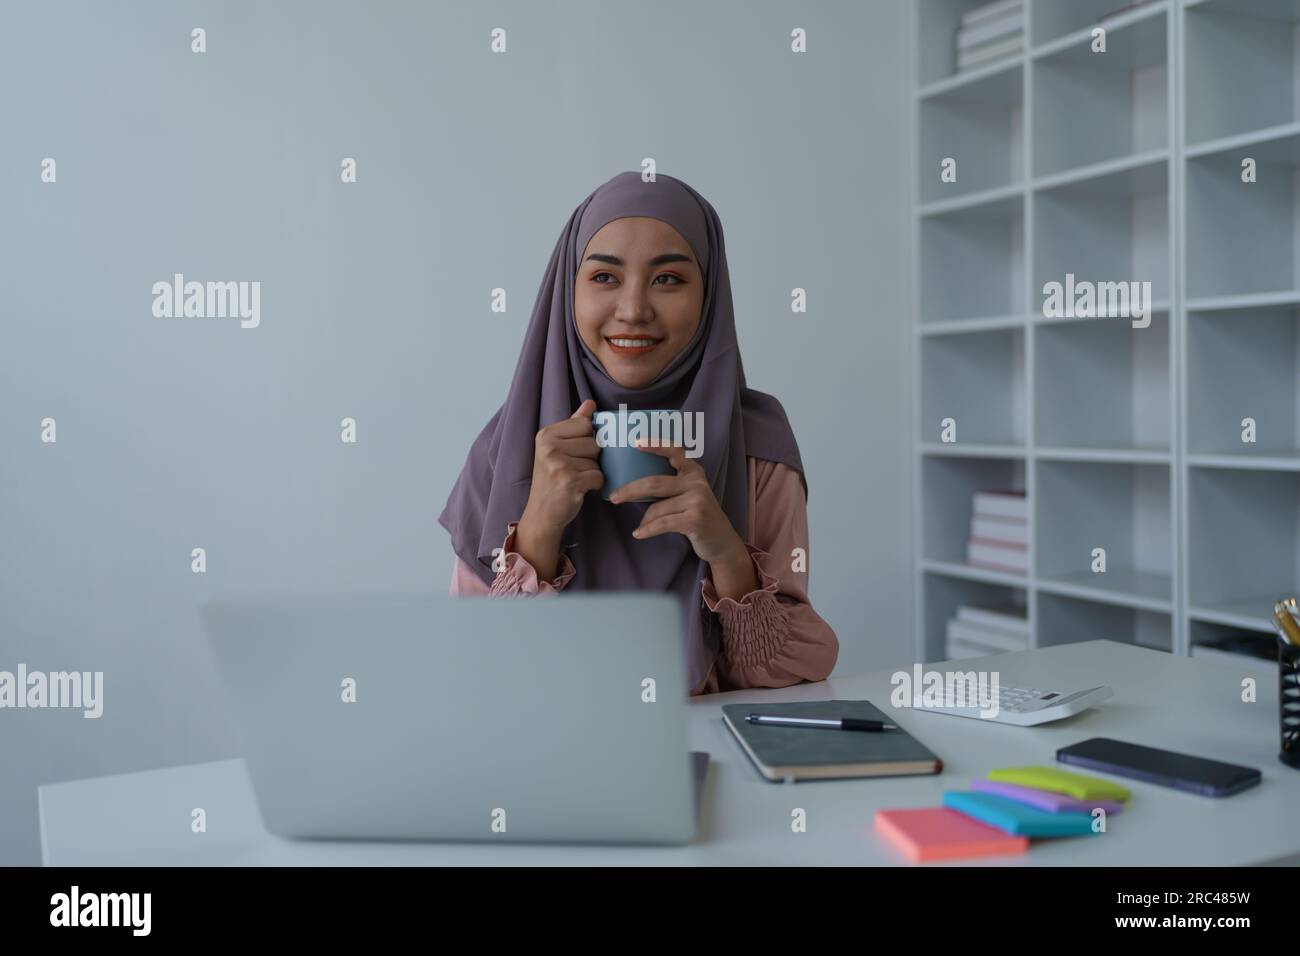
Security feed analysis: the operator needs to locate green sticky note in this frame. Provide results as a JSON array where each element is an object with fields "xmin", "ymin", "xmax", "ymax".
[{"xmin": 988, "ymin": 766, "xmax": 1131, "ymax": 802}]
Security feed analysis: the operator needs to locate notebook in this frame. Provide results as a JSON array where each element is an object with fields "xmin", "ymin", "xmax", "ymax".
[
  {"xmin": 720, "ymin": 699, "xmax": 942, "ymax": 782},
  {"xmin": 875, "ymin": 806, "xmax": 1029, "ymax": 862},
  {"xmin": 943, "ymin": 791, "xmax": 1098, "ymax": 837},
  {"xmin": 987, "ymin": 765, "xmax": 1131, "ymax": 802}
]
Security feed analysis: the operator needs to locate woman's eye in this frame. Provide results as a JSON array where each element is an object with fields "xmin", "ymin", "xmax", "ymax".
[{"xmin": 591, "ymin": 273, "xmax": 682, "ymax": 286}]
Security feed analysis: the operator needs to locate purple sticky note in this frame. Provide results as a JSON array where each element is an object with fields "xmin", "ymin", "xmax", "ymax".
[{"xmin": 972, "ymin": 778, "xmax": 1125, "ymax": 815}]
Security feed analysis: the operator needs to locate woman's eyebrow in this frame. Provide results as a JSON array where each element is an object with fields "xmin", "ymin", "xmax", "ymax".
[{"xmin": 584, "ymin": 252, "xmax": 693, "ymax": 267}]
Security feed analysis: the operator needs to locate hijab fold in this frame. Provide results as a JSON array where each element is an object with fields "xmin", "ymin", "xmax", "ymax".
[{"xmin": 439, "ymin": 171, "xmax": 804, "ymax": 692}]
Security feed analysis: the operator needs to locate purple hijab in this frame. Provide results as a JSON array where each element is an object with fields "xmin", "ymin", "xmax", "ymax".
[{"xmin": 438, "ymin": 171, "xmax": 805, "ymax": 692}]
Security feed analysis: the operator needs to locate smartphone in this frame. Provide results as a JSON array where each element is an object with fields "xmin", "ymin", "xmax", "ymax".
[{"xmin": 1056, "ymin": 737, "xmax": 1261, "ymax": 797}]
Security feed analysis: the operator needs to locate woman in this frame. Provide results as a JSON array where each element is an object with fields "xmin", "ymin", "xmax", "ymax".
[{"xmin": 439, "ymin": 171, "xmax": 837, "ymax": 696}]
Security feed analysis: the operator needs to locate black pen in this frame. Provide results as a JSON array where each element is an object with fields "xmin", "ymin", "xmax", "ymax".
[{"xmin": 745, "ymin": 714, "xmax": 897, "ymax": 732}]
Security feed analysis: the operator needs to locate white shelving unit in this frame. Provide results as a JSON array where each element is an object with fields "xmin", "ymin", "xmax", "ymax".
[{"xmin": 911, "ymin": 0, "xmax": 1300, "ymax": 666}]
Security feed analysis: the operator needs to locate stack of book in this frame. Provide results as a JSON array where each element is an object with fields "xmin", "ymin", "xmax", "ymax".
[
  {"xmin": 965, "ymin": 489, "xmax": 1027, "ymax": 574},
  {"xmin": 956, "ymin": 0, "xmax": 1024, "ymax": 72},
  {"xmin": 945, "ymin": 603, "xmax": 1029, "ymax": 659}
]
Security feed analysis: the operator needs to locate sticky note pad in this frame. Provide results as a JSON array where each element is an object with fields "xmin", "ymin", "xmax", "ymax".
[
  {"xmin": 943, "ymin": 791, "xmax": 1098, "ymax": 837},
  {"xmin": 972, "ymin": 779, "xmax": 1125, "ymax": 815},
  {"xmin": 988, "ymin": 765, "xmax": 1131, "ymax": 802},
  {"xmin": 874, "ymin": 807, "xmax": 1029, "ymax": 862}
]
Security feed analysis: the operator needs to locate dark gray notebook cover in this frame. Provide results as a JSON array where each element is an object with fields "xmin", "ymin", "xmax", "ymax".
[{"xmin": 721, "ymin": 699, "xmax": 943, "ymax": 781}]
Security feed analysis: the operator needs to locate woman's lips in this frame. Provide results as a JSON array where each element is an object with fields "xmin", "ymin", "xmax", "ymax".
[{"xmin": 605, "ymin": 337, "xmax": 661, "ymax": 356}]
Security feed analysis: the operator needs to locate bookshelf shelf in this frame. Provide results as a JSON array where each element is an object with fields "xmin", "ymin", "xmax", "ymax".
[
  {"xmin": 1186, "ymin": 128, "xmax": 1300, "ymax": 299},
  {"xmin": 1034, "ymin": 315, "xmax": 1170, "ymax": 448},
  {"xmin": 920, "ymin": 455, "xmax": 1026, "ymax": 566},
  {"xmin": 1187, "ymin": 290, "xmax": 1300, "ymax": 312},
  {"xmin": 1033, "ymin": 154, "xmax": 1171, "ymax": 306},
  {"xmin": 1037, "ymin": 591, "xmax": 1172, "ymax": 650},
  {"xmin": 1187, "ymin": 298, "xmax": 1300, "ymax": 457},
  {"xmin": 1035, "ymin": 458, "xmax": 1172, "ymax": 589},
  {"xmin": 920, "ymin": 442, "xmax": 1027, "ymax": 458},
  {"xmin": 1030, "ymin": 147, "xmax": 1169, "ymax": 193},
  {"xmin": 918, "ymin": 313, "xmax": 1027, "ymax": 336},
  {"xmin": 1031, "ymin": 0, "xmax": 1168, "ymax": 48},
  {"xmin": 917, "ymin": 55, "xmax": 1024, "ymax": 100},
  {"xmin": 918, "ymin": 193, "xmax": 1025, "ymax": 323},
  {"xmin": 921, "ymin": 558, "xmax": 1029, "ymax": 588},
  {"xmin": 1031, "ymin": 6, "xmax": 1168, "ymax": 177},
  {"xmin": 1187, "ymin": 467, "xmax": 1300, "ymax": 627},
  {"xmin": 1184, "ymin": 0, "xmax": 1300, "ymax": 146},
  {"xmin": 1186, "ymin": 453, "xmax": 1300, "ymax": 472},
  {"xmin": 921, "ymin": 327, "xmax": 1026, "ymax": 444},
  {"xmin": 1033, "ymin": 2, "xmax": 1168, "ymax": 63},
  {"xmin": 919, "ymin": 182, "xmax": 1024, "ymax": 217},
  {"xmin": 1189, "ymin": 602, "xmax": 1283, "ymax": 634},
  {"xmin": 920, "ymin": 570, "xmax": 1030, "ymax": 663},
  {"xmin": 1035, "ymin": 569, "xmax": 1174, "ymax": 613},
  {"xmin": 917, "ymin": 0, "xmax": 1030, "ymax": 87},
  {"xmin": 1177, "ymin": 0, "xmax": 1298, "ymax": 670},
  {"xmin": 918, "ymin": 68, "xmax": 1023, "ymax": 203},
  {"xmin": 1184, "ymin": 0, "xmax": 1295, "ymax": 9},
  {"xmin": 1036, "ymin": 446, "xmax": 1171, "ymax": 464},
  {"xmin": 1034, "ymin": 299, "xmax": 1170, "ymax": 324},
  {"xmin": 914, "ymin": 0, "xmax": 1297, "ymax": 667},
  {"xmin": 1185, "ymin": 120, "xmax": 1300, "ymax": 161}
]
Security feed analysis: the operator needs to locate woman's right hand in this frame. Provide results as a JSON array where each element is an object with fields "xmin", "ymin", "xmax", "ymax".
[{"xmin": 520, "ymin": 398, "xmax": 604, "ymax": 539}]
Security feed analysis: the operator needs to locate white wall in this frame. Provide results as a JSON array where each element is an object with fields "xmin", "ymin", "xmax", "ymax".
[{"xmin": 0, "ymin": 0, "xmax": 913, "ymax": 865}]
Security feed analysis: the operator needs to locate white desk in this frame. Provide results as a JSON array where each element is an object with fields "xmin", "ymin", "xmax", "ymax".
[{"xmin": 38, "ymin": 641, "xmax": 1300, "ymax": 865}]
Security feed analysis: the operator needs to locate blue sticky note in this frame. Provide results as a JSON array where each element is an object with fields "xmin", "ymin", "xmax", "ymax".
[{"xmin": 943, "ymin": 791, "xmax": 1099, "ymax": 838}]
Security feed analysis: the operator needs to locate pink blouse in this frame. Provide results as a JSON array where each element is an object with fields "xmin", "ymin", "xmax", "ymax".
[{"xmin": 449, "ymin": 457, "xmax": 839, "ymax": 696}]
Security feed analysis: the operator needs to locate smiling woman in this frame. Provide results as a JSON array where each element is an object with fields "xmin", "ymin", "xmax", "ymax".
[
  {"xmin": 574, "ymin": 218, "xmax": 704, "ymax": 388},
  {"xmin": 438, "ymin": 171, "xmax": 838, "ymax": 696}
]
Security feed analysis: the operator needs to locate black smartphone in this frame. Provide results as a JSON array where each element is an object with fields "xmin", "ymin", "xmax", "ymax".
[{"xmin": 1056, "ymin": 737, "xmax": 1261, "ymax": 797}]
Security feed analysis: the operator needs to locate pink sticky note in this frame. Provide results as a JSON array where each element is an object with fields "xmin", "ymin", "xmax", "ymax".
[{"xmin": 875, "ymin": 806, "xmax": 1030, "ymax": 862}]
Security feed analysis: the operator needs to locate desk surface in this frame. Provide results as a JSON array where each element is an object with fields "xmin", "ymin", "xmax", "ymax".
[{"xmin": 38, "ymin": 640, "xmax": 1300, "ymax": 865}]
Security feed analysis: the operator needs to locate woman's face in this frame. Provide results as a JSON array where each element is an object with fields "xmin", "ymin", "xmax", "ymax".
[{"xmin": 574, "ymin": 216, "xmax": 705, "ymax": 389}]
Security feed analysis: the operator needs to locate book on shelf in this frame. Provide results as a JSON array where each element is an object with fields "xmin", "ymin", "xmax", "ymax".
[
  {"xmin": 960, "ymin": 0, "xmax": 1022, "ymax": 29},
  {"xmin": 971, "ymin": 516, "xmax": 1028, "ymax": 546},
  {"xmin": 967, "ymin": 539, "xmax": 1028, "ymax": 574},
  {"xmin": 956, "ymin": 603, "xmax": 1030, "ymax": 637},
  {"xmin": 946, "ymin": 619, "xmax": 1027, "ymax": 654},
  {"xmin": 957, "ymin": 34, "xmax": 1024, "ymax": 70},
  {"xmin": 973, "ymin": 489, "xmax": 1028, "ymax": 521}
]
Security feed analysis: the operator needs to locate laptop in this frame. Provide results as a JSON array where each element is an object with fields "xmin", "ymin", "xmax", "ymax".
[{"xmin": 200, "ymin": 591, "xmax": 708, "ymax": 845}]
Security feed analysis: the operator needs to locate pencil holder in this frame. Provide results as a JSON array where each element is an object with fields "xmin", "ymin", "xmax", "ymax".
[{"xmin": 1277, "ymin": 601, "xmax": 1300, "ymax": 769}]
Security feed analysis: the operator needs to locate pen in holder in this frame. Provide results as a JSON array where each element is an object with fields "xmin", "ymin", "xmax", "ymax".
[{"xmin": 1274, "ymin": 598, "xmax": 1300, "ymax": 769}]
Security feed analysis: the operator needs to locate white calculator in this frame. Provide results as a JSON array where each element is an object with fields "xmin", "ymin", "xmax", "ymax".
[{"xmin": 913, "ymin": 685, "xmax": 1113, "ymax": 726}]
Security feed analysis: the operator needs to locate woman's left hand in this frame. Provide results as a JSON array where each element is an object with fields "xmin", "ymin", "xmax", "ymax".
[{"xmin": 608, "ymin": 439, "xmax": 745, "ymax": 565}]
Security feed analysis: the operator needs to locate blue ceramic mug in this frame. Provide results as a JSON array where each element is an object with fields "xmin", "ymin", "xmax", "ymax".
[{"xmin": 592, "ymin": 409, "xmax": 679, "ymax": 502}]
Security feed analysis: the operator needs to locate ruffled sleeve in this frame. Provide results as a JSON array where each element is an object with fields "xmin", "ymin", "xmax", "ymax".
[
  {"xmin": 448, "ymin": 521, "xmax": 576, "ymax": 596},
  {"xmin": 697, "ymin": 459, "xmax": 838, "ymax": 691}
]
